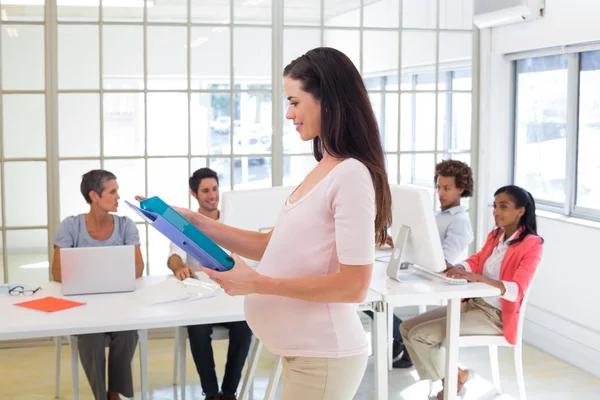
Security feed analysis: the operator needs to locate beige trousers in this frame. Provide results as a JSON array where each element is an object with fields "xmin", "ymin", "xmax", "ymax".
[
  {"xmin": 281, "ymin": 352, "xmax": 368, "ymax": 400},
  {"xmin": 400, "ymin": 297, "xmax": 504, "ymax": 382}
]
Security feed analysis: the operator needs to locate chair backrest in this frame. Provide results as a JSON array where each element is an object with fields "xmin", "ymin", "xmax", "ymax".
[{"xmin": 515, "ymin": 269, "xmax": 539, "ymax": 343}]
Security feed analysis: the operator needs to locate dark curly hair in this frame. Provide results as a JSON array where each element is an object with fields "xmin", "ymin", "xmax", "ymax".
[{"xmin": 434, "ymin": 159, "xmax": 474, "ymax": 198}]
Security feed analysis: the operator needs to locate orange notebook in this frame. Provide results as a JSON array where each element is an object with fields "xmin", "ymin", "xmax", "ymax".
[{"xmin": 14, "ymin": 296, "xmax": 86, "ymax": 313}]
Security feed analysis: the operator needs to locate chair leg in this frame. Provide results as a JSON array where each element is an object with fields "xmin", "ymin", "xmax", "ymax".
[
  {"xmin": 173, "ymin": 327, "xmax": 180, "ymax": 386},
  {"xmin": 264, "ymin": 356, "xmax": 283, "ymax": 400},
  {"xmin": 239, "ymin": 337, "xmax": 262, "ymax": 400},
  {"xmin": 138, "ymin": 329, "xmax": 149, "ymax": 400},
  {"xmin": 69, "ymin": 336, "xmax": 79, "ymax": 400},
  {"xmin": 514, "ymin": 343, "xmax": 527, "ymax": 400},
  {"xmin": 368, "ymin": 317, "xmax": 374, "ymax": 357},
  {"xmin": 489, "ymin": 345, "xmax": 502, "ymax": 393},
  {"xmin": 55, "ymin": 336, "xmax": 61, "ymax": 398}
]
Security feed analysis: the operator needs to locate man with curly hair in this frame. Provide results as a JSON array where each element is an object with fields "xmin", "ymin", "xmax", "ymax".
[{"xmin": 434, "ymin": 159, "xmax": 474, "ymax": 265}]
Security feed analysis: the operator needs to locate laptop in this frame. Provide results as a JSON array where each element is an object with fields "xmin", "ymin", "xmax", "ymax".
[{"xmin": 60, "ymin": 245, "xmax": 136, "ymax": 296}]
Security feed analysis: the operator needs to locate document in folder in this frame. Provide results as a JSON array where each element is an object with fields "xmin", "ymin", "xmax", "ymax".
[{"xmin": 125, "ymin": 199, "xmax": 234, "ymax": 272}]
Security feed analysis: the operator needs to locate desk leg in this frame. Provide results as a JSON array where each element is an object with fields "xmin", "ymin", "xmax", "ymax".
[
  {"xmin": 373, "ymin": 305, "xmax": 388, "ymax": 400},
  {"xmin": 387, "ymin": 306, "xmax": 393, "ymax": 371},
  {"xmin": 444, "ymin": 299, "xmax": 461, "ymax": 400},
  {"xmin": 138, "ymin": 329, "xmax": 149, "ymax": 400},
  {"xmin": 264, "ymin": 356, "xmax": 282, "ymax": 400},
  {"xmin": 69, "ymin": 336, "xmax": 79, "ymax": 400}
]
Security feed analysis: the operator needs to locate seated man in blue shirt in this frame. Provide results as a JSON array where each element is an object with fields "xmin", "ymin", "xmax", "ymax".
[
  {"xmin": 51, "ymin": 169, "xmax": 145, "ymax": 400},
  {"xmin": 394, "ymin": 159, "xmax": 475, "ymax": 369},
  {"xmin": 167, "ymin": 168, "xmax": 252, "ymax": 400}
]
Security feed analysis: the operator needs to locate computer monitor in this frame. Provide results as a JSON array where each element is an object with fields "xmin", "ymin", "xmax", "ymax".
[
  {"xmin": 220, "ymin": 186, "xmax": 295, "ymax": 232},
  {"xmin": 386, "ymin": 184, "xmax": 446, "ymax": 280},
  {"xmin": 220, "ymin": 186, "xmax": 295, "ymax": 266}
]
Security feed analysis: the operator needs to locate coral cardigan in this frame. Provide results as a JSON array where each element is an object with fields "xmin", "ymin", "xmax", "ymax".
[{"xmin": 463, "ymin": 228, "xmax": 543, "ymax": 345}]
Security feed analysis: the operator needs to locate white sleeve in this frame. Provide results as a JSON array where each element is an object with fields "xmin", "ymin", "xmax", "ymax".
[
  {"xmin": 168, "ymin": 241, "xmax": 187, "ymax": 265},
  {"xmin": 501, "ymin": 281, "xmax": 519, "ymax": 302}
]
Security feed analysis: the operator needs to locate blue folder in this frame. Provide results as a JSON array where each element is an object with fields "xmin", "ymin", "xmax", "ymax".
[{"xmin": 125, "ymin": 197, "xmax": 234, "ymax": 272}]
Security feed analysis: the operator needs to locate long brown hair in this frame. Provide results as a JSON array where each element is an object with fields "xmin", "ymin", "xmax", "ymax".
[{"xmin": 283, "ymin": 47, "xmax": 392, "ymax": 246}]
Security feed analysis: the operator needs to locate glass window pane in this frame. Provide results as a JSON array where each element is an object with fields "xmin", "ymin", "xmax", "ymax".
[
  {"xmin": 234, "ymin": 27, "xmax": 271, "ymax": 88},
  {"xmin": 323, "ymin": 30, "xmax": 360, "ymax": 72},
  {"xmin": 147, "ymin": 0, "xmax": 187, "ymax": 22},
  {"xmin": 192, "ymin": 0, "xmax": 230, "ymax": 23},
  {"xmin": 402, "ymin": 31, "xmax": 436, "ymax": 82},
  {"xmin": 364, "ymin": 0, "xmax": 399, "ymax": 28},
  {"xmin": 192, "ymin": 157, "xmax": 232, "ymax": 192},
  {"xmin": 400, "ymin": 154, "xmax": 414, "ymax": 185},
  {"xmin": 233, "ymin": 92, "xmax": 272, "ymax": 155},
  {"xmin": 6, "ymin": 229, "xmax": 48, "ymax": 285},
  {"xmin": 0, "ymin": 164, "xmax": 2, "ymax": 226},
  {"xmin": 285, "ymin": 0, "xmax": 320, "ymax": 26},
  {"xmin": 234, "ymin": 0, "xmax": 271, "ymax": 25},
  {"xmin": 58, "ymin": 25, "xmax": 99, "ymax": 90},
  {"xmin": 437, "ymin": 93, "xmax": 471, "ymax": 152},
  {"xmin": 104, "ymin": 159, "xmax": 146, "ymax": 222},
  {"xmin": 191, "ymin": 93, "xmax": 231, "ymax": 156},
  {"xmin": 401, "ymin": 153, "xmax": 434, "ymax": 188},
  {"xmin": 283, "ymin": 155, "xmax": 317, "ymax": 187},
  {"xmin": 415, "ymin": 71, "xmax": 436, "ymax": 91},
  {"xmin": 400, "ymin": 93, "xmax": 413, "ymax": 151},
  {"xmin": 401, "ymin": 93, "xmax": 435, "ymax": 151},
  {"xmin": 386, "ymin": 154, "xmax": 398, "ymax": 184},
  {"xmin": 148, "ymin": 226, "xmax": 171, "ymax": 276},
  {"xmin": 0, "ymin": 232, "xmax": 3, "ymax": 284},
  {"xmin": 1, "ymin": 25, "xmax": 44, "ymax": 90},
  {"xmin": 3, "ymin": 94, "xmax": 46, "ymax": 158},
  {"xmin": 402, "ymin": 0, "xmax": 436, "ymax": 29},
  {"xmin": 191, "ymin": 27, "xmax": 230, "ymax": 90},
  {"xmin": 577, "ymin": 50, "xmax": 600, "ymax": 210},
  {"xmin": 324, "ymin": 0, "xmax": 360, "ymax": 27},
  {"xmin": 363, "ymin": 31, "xmax": 399, "ymax": 79},
  {"xmin": 147, "ymin": 26, "xmax": 187, "ymax": 90},
  {"xmin": 5, "ymin": 161, "xmax": 47, "ymax": 227},
  {"xmin": 445, "ymin": 67, "xmax": 472, "ymax": 91},
  {"xmin": 283, "ymin": 92, "xmax": 313, "ymax": 154},
  {"xmin": 234, "ymin": 157, "xmax": 272, "ymax": 190},
  {"xmin": 439, "ymin": 32, "xmax": 472, "ymax": 71},
  {"xmin": 1, "ymin": 4, "xmax": 44, "ymax": 22},
  {"xmin": 147, "ymin": 93, "xmax": 188, "ymax": 156},
  {"xmin": 58, "ymin": 4, "xmax": 98, "ymax": 22},
  {"xmin": 370, "ymin": 92, "xmax": 399, "ymax": 153},
  {"xmin": 514, "ymin": 55, "xmax": 568, "ymax": 204},
  {"xmin": 58, "ymin": 94, "xmax": 100, "ymax": 157},
  {"xmin": 440, "ymin": 0, "xmax": 473, "ymax": 30},
  {"xmin": 103, "ymin": 25, "xmax": 143, "ymax": 89},
  {"xmin": 59, "ymin": 160, "xmax": 101, "ymax": 222},
  {"xmin": 102, "ymin": 2, "xmax": 144, "ymax": 22},
  {"xmin": 147, "ymin": 158, "xmax": 189, "ymax": 208},
  {"xmin": 103, "ymin": 93, "xmax": 145, "ymax": 157},
  {"xmin": 283, "ymin": 28, "xmax": 320, "ymax": 67}
]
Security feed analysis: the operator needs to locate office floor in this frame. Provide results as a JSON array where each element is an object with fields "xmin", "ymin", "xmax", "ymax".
[{"xmin": 1, "ymin": 336, "xmax": 599, "ymax": 400}]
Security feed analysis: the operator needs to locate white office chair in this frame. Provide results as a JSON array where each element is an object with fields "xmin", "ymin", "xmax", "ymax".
[
  {"xmin": 54, "ymin": 329, "xmax": 149, "ymax": 400},
  {"xmin": 172, "ymin": 326, "xmax": 261, "ymax": 400},
  {"xmin": 443, "ymin": 275, "xmax": 537, "ymax": 400}
]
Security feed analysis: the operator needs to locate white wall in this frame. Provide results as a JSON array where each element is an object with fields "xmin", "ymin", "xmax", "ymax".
[{"xmin": 480, "ymin": 0, "xmax": 600, "ymax": 377}]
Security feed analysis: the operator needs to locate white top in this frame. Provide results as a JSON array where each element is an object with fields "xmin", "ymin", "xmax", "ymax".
[
  {"xmin": 460, "ymin": 231, "xmax": 520, "ymax": 310},
  {"xmin": 435, "ymin": 205, "xmax": 473, "ymax": 264},
  {"xmin": 245, "ymin": 158, "xmax": 375, "ymax": 358},
  {"xmin": 168, "ymin": 215, "xmax": 222, "ymax": 271}
]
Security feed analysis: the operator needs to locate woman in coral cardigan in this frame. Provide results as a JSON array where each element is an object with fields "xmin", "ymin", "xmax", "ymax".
[{"xmin": 400, "ymin": 185, "xmax": 543, "ymax": 399}]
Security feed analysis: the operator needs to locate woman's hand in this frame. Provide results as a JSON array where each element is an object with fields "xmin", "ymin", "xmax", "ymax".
[
  {"xmin": 446, "ymin": 268, "xmax": 482, "ymax": 282},
  {"xmin": 199, "ymin": 254, "xmax": 264, "ymax": 296}
]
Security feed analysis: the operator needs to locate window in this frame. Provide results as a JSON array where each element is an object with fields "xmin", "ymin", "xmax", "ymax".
[
  {"xmin": 514, "ymin": 55, "xmax": 568, "ymax": 204},
  {"xmin": 514, "ymin": 49, "xmax": 600, "ymax": 219}
]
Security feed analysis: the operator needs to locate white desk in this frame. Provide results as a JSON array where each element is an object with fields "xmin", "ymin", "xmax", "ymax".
[
  {"xmin": 369, "ymin": 260, "xmax": 501, "ymax": 400},
  {"xmin": 1, "ymin": 277, "xmax": 387, "ymax": 400}
]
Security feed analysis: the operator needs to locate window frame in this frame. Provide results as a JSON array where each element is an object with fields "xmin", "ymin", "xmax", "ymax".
[{"xmin": 512, "ymin": 49, "xmax": 600, "ymax": 222}]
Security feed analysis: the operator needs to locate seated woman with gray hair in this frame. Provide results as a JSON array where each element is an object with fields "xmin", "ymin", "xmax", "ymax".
[{"xmin": 51, "ymin": 169, "xmax": 144, "ymax": 400}]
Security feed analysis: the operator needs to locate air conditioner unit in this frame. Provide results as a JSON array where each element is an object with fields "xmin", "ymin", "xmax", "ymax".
[{"xmin": 474, "ymin": 0, "xmax": 545, "ymax": 29}]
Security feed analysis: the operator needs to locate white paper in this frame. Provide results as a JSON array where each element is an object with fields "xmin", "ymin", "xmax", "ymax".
[{"xmin": 136, "ymin": 278, "xmax": 220, "ymax": 305}]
